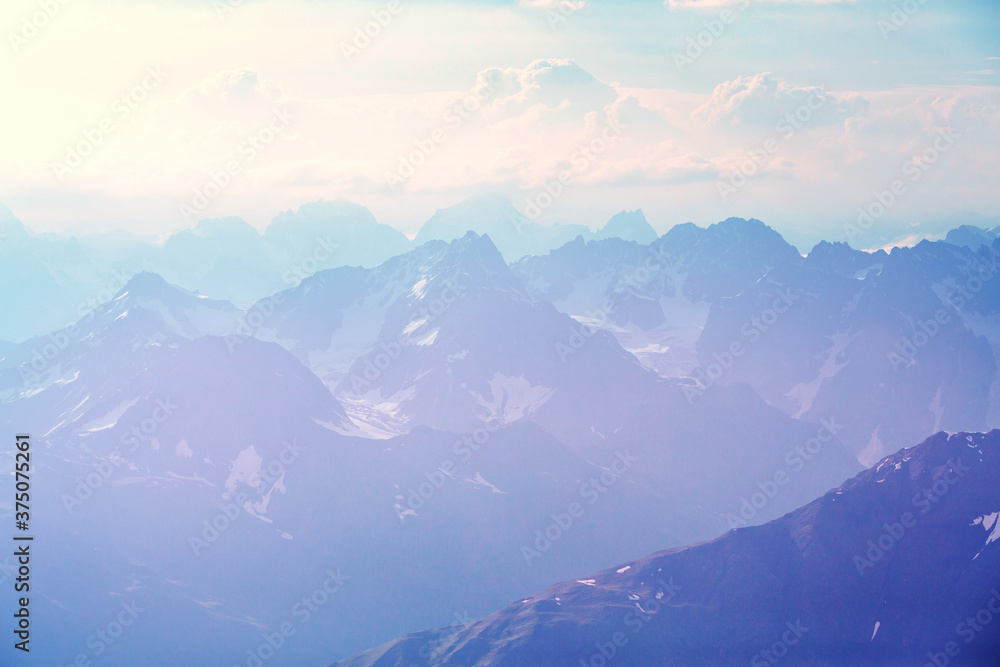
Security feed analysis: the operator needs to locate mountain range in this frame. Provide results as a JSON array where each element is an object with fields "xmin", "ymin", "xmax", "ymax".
[
  {"xmin": 0, "ymin": 196, "xmax": 658, "ymax": 343},
  {"xmin": 1, "ymin": 201, "xmax": 999, "ymax": 665},
  {"xmin": 335, "ymin": 429, "xmax": 1000, "ymax": 666}
]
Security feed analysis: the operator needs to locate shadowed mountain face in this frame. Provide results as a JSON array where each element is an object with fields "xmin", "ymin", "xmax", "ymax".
[
  {"xmin": 2, "ymin": 214, "xmax": 999, "ymax": 666},
  {"xmin": 696, "ymin": 239, "xmax": 1000, "ymax": 463},
  {"xmin": 511, "ymin": 217, "xmax": 804, "ymax": 378},
  {"xmin": 248, "ymin": 231, "xmax": 864, "ymax": 538},
  {"xmin": 945, "ymin": 225, "xmax": 998, "ymax": 252},
  {"xmin": 513, "ymin": 224, "xmax": 1000, "ymax": 465},
  {"xmin": 0, "ymin": 241, "xmax": 863, "ymax": 665},
  {"xmin": 412, "ymin": 195, "xmax": 659, "ymax": 262},
  {"xmin": 334, "ymin": 430, "xmax": 1000, "ymax": 667}
]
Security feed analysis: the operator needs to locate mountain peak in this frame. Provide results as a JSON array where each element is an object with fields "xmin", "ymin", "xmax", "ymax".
[
  {"xmin": 442, "ymin": 230, "xmax": 510, "ymax": 274},
  {"xmin": 265, "ymin": 199, "xmax": 380, "ymax": 237},
  {"xmin": 113, "ymin": 271, "xmax": 231, "ymax": 311},
  {"xmin": 117, "ymin": 270, "xmax": 171, "ymax": 298},
  {"xmin": 415, "ymin": 194, "xmax": 527, "ymax": 245},
  {"xmin": 193, "ymin": 216, "xmax": 259, "ymax": 239},
  {"xmin": 0, "ymin": 203, "xmax": 30, "ymax": 247},
  {"xmin": 597, "ymin": 209, "xmax": 658, "ymax": 244},
  {"xmin": 943, "ymin": 224, "xmax": 998, "ymax": 252}
]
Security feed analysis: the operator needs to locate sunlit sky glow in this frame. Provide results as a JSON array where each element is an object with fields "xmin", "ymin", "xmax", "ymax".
[{"xmin": 2, "ymin": 0, "xmax": 998, "ymax": 249}]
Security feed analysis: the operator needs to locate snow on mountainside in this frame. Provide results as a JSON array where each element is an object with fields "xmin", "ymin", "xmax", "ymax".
[
  {"xmin": 0, "ymin": 262, "xmax": 860, "ymax": 665},
  {"xmin": 512, "ymin": 222, "xmax": 1000, "ymax": 465},
  {"xmin": 334, "ymin": 430, "xmax": 1000, "ymax": 667},
  {"xmin": 0, "ymin": 271, "xmax": 354, "ymax": 439},
  {"xmin": 251, "ymin": 231, "xmax": 863, "ymax": 538},
  {"xmin": 697, "ymin": 238, "xmax": 1000, "ymax": 462},
  {"xmin": 512, "ymin": 217, "xmax": 801, "ymax": 377},
  {"xmin": 5, "ymin": 212, "xmax": 997, "ymax": 666},
  {"xmin": 0, "ymin": 206, "xmax": 127, "ymax": 343}
]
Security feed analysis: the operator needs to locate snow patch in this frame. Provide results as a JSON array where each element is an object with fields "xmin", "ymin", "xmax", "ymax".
[
  {"xmin": 972, "ymin": 512, "xmax": 1000, "ymax": 546},
  {"xmin": 79, "ymin": 397, "xmax": 140, "ymax": 433},
  {"xmin": 252, "ymin": 472, "xmax": 286, "ymax": 515},
  {"xmin": 858, "ymin": 425, "xmax": 885, "ymax": 468},
  {"xmin": 468, "ymin": 372, "xmax": 554, "ymax": 423},
  {"xmin": 466, "ymin": 472, "xmax": 505, "ymax": 494},
  {"xmin": 403, "ymin": 318, "xmax": 427, "ymax": 335},
  {"xmin": 224, "ymin": 445, "xmax": 263, "ymax": 498},
  {"xmin": 394, "ymin": 503, "xmax": 418, "ymax": 524},
  {"xmin": 415, "ymin": 329, "xmax": 438, "ymax": 346},
  {"xmin": 410, "ymin": 278, "xmax": 428, "ymax": 299},
  {"xmin": 175, "ymin": 439, "xmax": 193, "ymax": 458},
  {"xmin": 786, "ymin": 331, "xmax": 856, "ymax": 418}
]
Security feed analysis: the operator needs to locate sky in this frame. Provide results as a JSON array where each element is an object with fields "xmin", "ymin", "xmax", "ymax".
[{"xmin": 1, "ymin": 0, "xmax": 998, "ymax": 250}]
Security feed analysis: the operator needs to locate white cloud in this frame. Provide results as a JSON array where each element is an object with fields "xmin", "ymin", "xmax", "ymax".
[
  {"xmin": 0, "ymin": 0, "xmax": 996, "ymax": 245},
  {"xmin": 521, "ymin": 0, "xmax": 587, "ymax": 8},
  {"xmin": 691, "ymin": 72, "xmax": 868, "ymax": 129}
]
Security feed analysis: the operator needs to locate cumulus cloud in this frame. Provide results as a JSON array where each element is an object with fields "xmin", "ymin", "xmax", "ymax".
[
  {"xmin": 691, "ymin": 72, "xmax": 868, "ymax": 129},
  {"xmin": 481, "ymin": 59, "xmax": 618, "ymax": 121}
]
